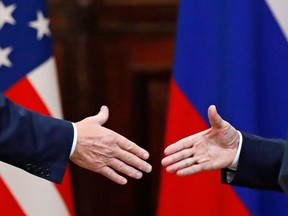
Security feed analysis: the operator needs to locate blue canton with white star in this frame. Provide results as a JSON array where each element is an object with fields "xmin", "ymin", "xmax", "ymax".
[{"xmin": 0, "ymin": 0, "xmax": 52, "ymax": 92}]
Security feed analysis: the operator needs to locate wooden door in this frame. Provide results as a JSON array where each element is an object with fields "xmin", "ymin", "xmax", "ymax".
[{"xmin": 48, "ymin": 1, "xmax": 178, "ymax": 215}]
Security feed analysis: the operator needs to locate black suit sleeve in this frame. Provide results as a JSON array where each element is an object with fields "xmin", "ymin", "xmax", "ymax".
[
  {"xmin": 0, "ymin": 94, "xmax": 73, "ymax": 183},
  {"xmin": 222, "ymin": 132, "xmax": 287, "ymax": 192}
]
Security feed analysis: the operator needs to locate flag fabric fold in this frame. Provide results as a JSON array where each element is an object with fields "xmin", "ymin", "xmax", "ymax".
[{"xmin": 158, "ymin": 0, "xmax": 288, "ymax": 215}]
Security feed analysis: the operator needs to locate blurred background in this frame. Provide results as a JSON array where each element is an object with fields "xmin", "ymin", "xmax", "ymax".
[
  {"xmin": 48, "ymin": 0, "xmax": 178, "ymax": 215},
  {"xmin": 2, "ymin": 0, "xmax": 288, "ymax": 215}
]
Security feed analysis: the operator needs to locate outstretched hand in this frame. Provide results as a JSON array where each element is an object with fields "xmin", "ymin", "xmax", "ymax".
[
  {"xmin": 162, "ymin": 105, "xmax": 239, "ymax": 176},
  {"xmin": 70, "ymin": 106, "xmax": 152, "ymax": 185}
]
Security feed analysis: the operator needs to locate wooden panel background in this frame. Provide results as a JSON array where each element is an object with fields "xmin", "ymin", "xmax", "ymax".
[{"xmin": 48, "ymin": 1, "xmax": 178, "ymax": 215}]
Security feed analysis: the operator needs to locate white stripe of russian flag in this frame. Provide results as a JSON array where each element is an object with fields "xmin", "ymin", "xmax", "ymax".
[{"xmin": 266, "ymin": 0, "xmax": 288, "ymax": 41}]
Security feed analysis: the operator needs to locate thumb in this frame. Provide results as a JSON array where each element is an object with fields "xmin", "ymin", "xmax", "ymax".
[
  {"xmin": 208, "ymin": 105, "xmax": 223, "ymax": 129},
  {"xmin": 95, "ymin": 105, "xmax": 109, "ymax": 125}
]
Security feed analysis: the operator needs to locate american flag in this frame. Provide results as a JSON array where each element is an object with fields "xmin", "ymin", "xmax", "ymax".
[{"xmin": 0, "ymin": 0, "xmax": 74, "ymax": 215}]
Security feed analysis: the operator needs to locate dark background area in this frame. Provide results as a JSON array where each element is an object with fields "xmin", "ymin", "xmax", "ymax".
[{"xmin": 48, "ymin": 0, "xmax": 178, "ymax": 215}]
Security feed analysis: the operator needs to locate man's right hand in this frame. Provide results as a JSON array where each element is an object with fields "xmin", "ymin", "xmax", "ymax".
[
  {"xmin": 162, "ymin": 105, "xmax": 239, "ymax": 176},
  {"xmin": 70, "ymin": 106, "xmax": 152, "ymax": 185}
]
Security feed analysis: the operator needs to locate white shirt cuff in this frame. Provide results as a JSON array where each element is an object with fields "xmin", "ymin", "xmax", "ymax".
[
  {"xmin": 228, "ymin": 131, "xmax": 243, "ymax": 171},
  {"xmin": 70, "ymin": 123, "xmax": 78, "ymax": 157}
]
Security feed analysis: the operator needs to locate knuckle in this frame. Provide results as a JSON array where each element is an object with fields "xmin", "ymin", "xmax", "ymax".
[
  {"xmin": 103, "ymin": 145, "xmax": 118, "ymax": 156},
  {"xmin": 99, "ymin": 167, "xmax": 113, "ymax": 176},
  {"xmin": 127, "ymin": 154, "xmax": 132, "ymax": 162},
  {"xmin": 102, "ymin": 135, "xmax": 117, "ymax": 144},
  {"xmin": 106, "ymin": 169, "xmax": 114, "ymax": 177},
  {"xmin": 94, "ymin": 154, "xmax": 112, "ymax": 167},
  {"xmin": 173, "ymin": 155, "xmax": 179, "ymax": 162},
  {"xmin": 181, "ymin": 142, "xmax": 186, "ymax": 150},
  {"xmin": 118, "ymin": 163, "xmax": 124, "ymax": 171},
  {"xmin": 105, "ymin": 146, "xmax": 115, "ymax": 155},
  {"xmin": 126, "ymin": 143, "xmax": 133, "ymax": 151},
  {"xmin": 95, "ymin": 165, "xmax": 107, "ymax": 174},
  {"xmin": 93, "ymin": 159, "xmax": 106, "ymax": 170},
  {"xmin": 179, "ymin": 152, "xmax": 185, "ymax": 160},
  {"xmin": 185, "ymin": 159, "xmax": 190, "ymax": 167}
]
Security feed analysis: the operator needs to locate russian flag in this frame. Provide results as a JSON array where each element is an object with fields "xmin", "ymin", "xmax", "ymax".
[
  {"xmin": 157, "ymin": 0, "xmax": 288, "ymax": 215},
  {"xmin": 0, "ymin": 0, "xmax": 74, "ymax": 215}
]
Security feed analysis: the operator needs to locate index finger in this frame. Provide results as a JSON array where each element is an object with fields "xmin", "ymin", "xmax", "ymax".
[
  {"xmin": 164, "ymin": 131, "xmax": 205, "ymax": 155},
  {"xmin": 164, "ymin": 138, "xmax": 189, "ymax": 155}
]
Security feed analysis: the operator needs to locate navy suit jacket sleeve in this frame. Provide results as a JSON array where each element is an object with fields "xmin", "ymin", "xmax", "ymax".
[
  {"xmin": 0, "ymin": 94, "xmax": 73, "ymax": 183},
  {"xmin": 222, "ymin": 132, "xmax": 287, "ymax": 192}
]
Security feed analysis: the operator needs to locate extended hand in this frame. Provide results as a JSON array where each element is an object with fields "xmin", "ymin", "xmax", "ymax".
[
  {"xmin": 162, "ymin": 105, "xmax": 239, "ymax": 176},
  {"xmin": 70, "ymin": 106, "xmax": 152, "ymax": 185}
]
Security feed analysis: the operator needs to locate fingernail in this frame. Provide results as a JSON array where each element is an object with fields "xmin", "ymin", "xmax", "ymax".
[
  {"xmin": 146, "ymin": 164, "xmax": 152, "ymax": 173},
  {"xmin": 121, "ymin": 178, "xmax": 128, "ymax": 185},
  {"xmin": 143, "ymin": 153, "xmax": 149, "ymax": 159},
  {"xmin": 177, "ymin": 170, "xmax": 185, "ymax": 176},
  {"xmin": 136, "ymin": 171, "xmax": 143, "ymax": 179},
  {"xmin": 166, "ymin": 166, "xmax": 174, "ymax": 173}
]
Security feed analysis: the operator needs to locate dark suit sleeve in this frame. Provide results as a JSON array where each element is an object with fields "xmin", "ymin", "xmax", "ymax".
[
  {"xmin": 0, "ymin": 94, "xmax": 73, "ymax": 183},
  {"xmin": 221, "ymin": 132, "xmax": 287, "ymax": 192},
  {"xmin": 278, "ymin": 143, "xmax": 288, "ymax": 193}
]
